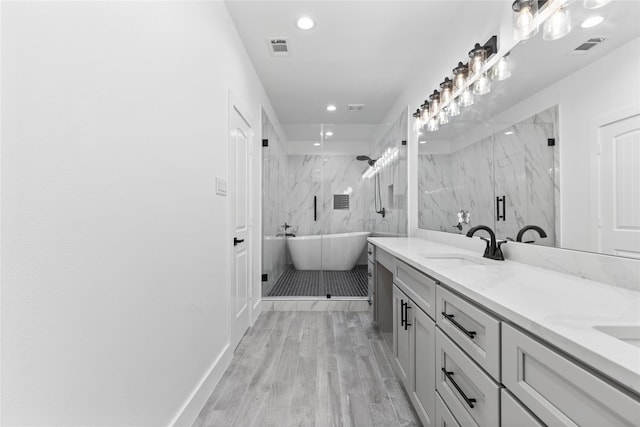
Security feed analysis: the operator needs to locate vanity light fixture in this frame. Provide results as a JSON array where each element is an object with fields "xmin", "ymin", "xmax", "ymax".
[
  {"xmin": 296, "ymin": 16, "xmax": 314, "ymax": 30},
  {"xmin": 543, "ymin": 6, "xmax": 571, "ymax": 41},
  {"xmin": 512, "ymin": 0, "xmax": 540, "ymax": 41},
  {"xmin": 326, "ymin": 104, "xmax": 336, "ymax": 111},
  {"xmin": 583, "ymin": 0, "xmax": 612, "ymax": 10},
  {"xmin": 581, "ymin": 15, "xmax": 604, "ymax": 28},
  {"xmin": 414, "ymin": 36, "xmax": 497, "ymax": 133}
]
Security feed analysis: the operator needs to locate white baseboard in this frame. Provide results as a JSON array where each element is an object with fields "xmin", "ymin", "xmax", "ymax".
[{"xmin": 169, "ymin": 342, "xmax": 233, "ymax": 427}]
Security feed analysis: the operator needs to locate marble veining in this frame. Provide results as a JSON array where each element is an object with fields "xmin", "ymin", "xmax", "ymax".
[{"xmin": 369, "ymin": 236, "xmax": 640, "ymax": 395}]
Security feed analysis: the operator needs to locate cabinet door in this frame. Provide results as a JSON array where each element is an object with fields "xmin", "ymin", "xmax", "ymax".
[
  {"xmin": 502, "ymin": 323, "xmax": 640, "ymax": 427},
  {"xmin": 501, "ymin": 389, "xmax": 543, "ymax": 427},
  {"xmin": 435, "ymin": 393, "xmax": 461, "ymax": 427},
  {"xmin": 410, "ymin": 304, "xmax": 436, "ymax": 427},
  {"xmin": 393, "ymin": 284, "xmax": 412, "ymax": 388}
]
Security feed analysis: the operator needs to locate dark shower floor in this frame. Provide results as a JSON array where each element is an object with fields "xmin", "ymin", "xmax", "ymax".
[{"xmin": 267, "ymin": 265, "xmax": 368, "ymax": 297}]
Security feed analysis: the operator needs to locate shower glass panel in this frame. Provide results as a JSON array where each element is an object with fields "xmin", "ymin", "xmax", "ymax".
[{"xmin": 262, "ymin": 111, "xmax": 409, "ymax": 299}]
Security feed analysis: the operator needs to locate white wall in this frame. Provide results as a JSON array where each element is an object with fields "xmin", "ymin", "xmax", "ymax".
[{"xmin": 1, "ymin": 2, "xmax": 278, "ymax": 425}]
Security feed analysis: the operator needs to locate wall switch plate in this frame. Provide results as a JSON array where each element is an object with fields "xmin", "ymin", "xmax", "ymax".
[{"xmin": 216, "ymin": 177, "xmax": 227, "ymax": 196}]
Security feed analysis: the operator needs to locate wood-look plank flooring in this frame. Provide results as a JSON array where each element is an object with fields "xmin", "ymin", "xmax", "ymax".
[{"xmin": 193, "ymin": 311, "xmax": 421, "ymax": 427}]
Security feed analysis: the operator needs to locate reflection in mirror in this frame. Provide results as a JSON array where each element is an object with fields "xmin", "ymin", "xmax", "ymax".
[{"xmin": 416, "ymin": 0, "xmax": 639, "ymax": 259}]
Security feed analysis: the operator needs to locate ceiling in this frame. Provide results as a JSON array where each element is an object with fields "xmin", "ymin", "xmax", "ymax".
[
  {"xmin": 225, "ymin": 0, "xmax": 640, "ymax": 148},
  {"xmin": 225, "ymin": 0, "xmax": 508, "ymax": 142}
]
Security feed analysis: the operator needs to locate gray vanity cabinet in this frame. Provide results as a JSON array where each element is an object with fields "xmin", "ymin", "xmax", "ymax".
[
  {"xmin": 392, "ymin": 261, "xmax": 437, "ymax": 427},
  {"xmin": 502, "ymin": 323, "xmax": 640, "ymax": 427}
]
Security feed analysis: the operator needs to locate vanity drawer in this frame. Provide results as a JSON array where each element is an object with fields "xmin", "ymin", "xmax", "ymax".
[
  {"xmin": 435, "ymin": 328, "xmax": 500, "ymax": 427},
  {"xmin": 502, "ymin": 323, "xmax": 640, "ymax": 427},
  {"xmin": 394, "ymin": 259, "xmax": 436, "ymax": 320},
  {"xmin": 367, "ymin": 242, "xmax": 375, "ymax": 263},
  {"xmin": 436, "ymin": 285, "xmax": 501, "ymax": 380},
  {"xmin": 501, "ymin": 389, "xmax": 543, "ymax": 427},
  {"xmin": 435, "ymin": 392, "xmax": 461, "ymax": 427}
]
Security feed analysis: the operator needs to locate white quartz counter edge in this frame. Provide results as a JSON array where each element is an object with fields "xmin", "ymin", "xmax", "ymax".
[{"xmin": 368, "ymin": 237, "xmax": 640, "ymax": 396}]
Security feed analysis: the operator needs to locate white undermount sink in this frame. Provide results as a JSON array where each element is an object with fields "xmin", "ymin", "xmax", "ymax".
[
  {"xmin": 593, "ymin": 325, "xmax": 640, "ymax": 349},
  {"xmin": 419, "ymin": 253, "xmax": 486, "ymax": 267}
]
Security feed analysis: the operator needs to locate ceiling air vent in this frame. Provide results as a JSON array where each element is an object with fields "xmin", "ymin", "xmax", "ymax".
[
  {"xmin": 267, "ymin": 38, "xmax": 290, "ymax": 57},
  {"xmin": 573, "ymin": 37, "xmax": 605, "ymax": 53},
  {"xmin": 347, "ymin": 104, "xmax": 365, "ymax": 111}
]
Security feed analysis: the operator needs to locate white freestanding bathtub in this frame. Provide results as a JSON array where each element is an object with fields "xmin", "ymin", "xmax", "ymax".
[{"xmin": 287, "ymin": 231, "xmax": 370, "ymax": 271}]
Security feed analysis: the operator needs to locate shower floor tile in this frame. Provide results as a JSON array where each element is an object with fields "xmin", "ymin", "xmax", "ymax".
[{"xmin": 268, "ymin": 265, "xmax": 368, "ymax": 297}]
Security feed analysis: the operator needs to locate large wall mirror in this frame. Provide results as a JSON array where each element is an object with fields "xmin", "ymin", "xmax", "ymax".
[{"xmin": 417, "ymin": 0, "xmax": 640, "ymax": 259}]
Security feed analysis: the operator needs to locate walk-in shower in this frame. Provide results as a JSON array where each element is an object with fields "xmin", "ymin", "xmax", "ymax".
[{"xmin": 261, "ymin": 109, "xmax": 408, "ymax": 299}]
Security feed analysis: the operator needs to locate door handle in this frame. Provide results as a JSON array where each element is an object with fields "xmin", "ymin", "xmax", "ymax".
[
  {"xmin": 442, "ymin": 368, "xmax": 477, "ymax": 408},
  {"xmin": 400, "ymin": 299, "xmax": 406, "ymax": 327},
  {"xmin": 233, "ymin": 237, "xmax": 245, "ymax": 246},
  {"xmin": 441, "ymin": 312, "xmax": 476, "ymax": 339},
  {"xmin": 404, "ymin": 304, "xmax": 412, "ymax": 330}
]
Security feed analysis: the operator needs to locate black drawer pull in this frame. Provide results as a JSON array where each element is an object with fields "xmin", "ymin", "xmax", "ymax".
[
  {"xmin": 442, "ymin": 368, "xmax": 477, "ymax": 409},
  {"xmin": 404, "ymin": 305, "xmax": 411, "ymax": 330},
  {"xmin": 441, "ymin": 312, "xmax": 476, "ymax": 339},
  {"xmin": 400, "ymin": 299, "xmax": 406, "ymax": 327}
]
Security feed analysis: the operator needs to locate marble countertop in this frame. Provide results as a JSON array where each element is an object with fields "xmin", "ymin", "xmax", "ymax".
[{"xmin": 368, "ymin": 237, "xmax": 640, "ymax": 396}]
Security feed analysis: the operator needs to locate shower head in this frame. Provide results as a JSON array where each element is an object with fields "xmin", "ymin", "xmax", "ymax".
[{"xmin": 356, "ymin": 155, "xmax": 377, "ymax": 166}]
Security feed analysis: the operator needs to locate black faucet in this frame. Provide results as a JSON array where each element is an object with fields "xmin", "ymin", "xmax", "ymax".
[
  {"xmin": 466, "ymin": 225, "xmax": 506, "ymax": 261},
  {"xmin": 516, "ymin": 225, "xmax": 547, "ymax": 243}
]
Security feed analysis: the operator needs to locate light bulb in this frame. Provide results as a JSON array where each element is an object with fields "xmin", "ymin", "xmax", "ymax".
[
  {"xmin": 473, "ymin": 73, "xmax": 491, "ymax": 96},
  {"xmin": 459, "ymin": 87, "xmax": 474, "ymax": 107},
  {"xmin": 426, "ymin": 117, "xmax": 439, "ymax": 132},
  {"xmin": 517, "ymin": 5, "xmax": 533, "ymax": 29},
  {"xmin": 437, "ymin": 110, "xmax": 449, "ymax": 125},
  {"xmin": 447, "ymin": 98, "xmax": 461, "ymax": 117},
  {"xmin": 543, "ymin": 7, "xmax": 571, "ymax": 41}
]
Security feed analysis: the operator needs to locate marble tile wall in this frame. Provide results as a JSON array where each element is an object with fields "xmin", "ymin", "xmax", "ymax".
[
  {"xmin": 418, "ymin": 107, "xmax": 557, "ymax": 244},
  {"xmin": 261, "ymin": 112, "xmax": 289, "ymax": 296},
  {"xmin": 418, "ymin": 134, "xmax": 495, "ymax": 233}
]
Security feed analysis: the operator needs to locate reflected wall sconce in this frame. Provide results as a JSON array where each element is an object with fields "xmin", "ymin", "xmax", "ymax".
[{"xmin": 513, "ymin": 0, "xmax": 584, "ymax": 43}]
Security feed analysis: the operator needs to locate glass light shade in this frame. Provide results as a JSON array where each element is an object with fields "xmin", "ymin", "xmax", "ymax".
[
  {"xmin": 512, "ymin": 0, "xmax": 539, "ymax": 41},
  {"xmin": 491, "ymin": 55, "xmax": 512, "ymax": 81},
  {"xmin": 459, "ymin": 87, "xmax": 474, "ymax": 107},
  {"xmin": 583, "ymin": 0, "xmax": 612, "ymax": 9},
  {"xmin": 543, "ymin": 7, "xmax": 571, "ymax": 41},
  {"xmin": 469, "ymin": 44, "xmax": 487, "ymax": 75},
  {"xmin": 453, "ymin": 62, "xmax": 468, "ymax": 90},
  {"xmin": 426, "ymin": 117, "xmax": 439, "ymax": 132},
  {"xmin": 429, "ymin": 90, "xmax": 440, "ymax": 114},
  {"xmin": 437, "ymin": 110, "xmax": 449, "ymax": 125},
  {"xmin": 473, "ymin": 73, "xmax": 491, "ymax": 96},
  {"xmin": 447, "ymin": 98, "xmax": 461, "ymax": 117},
  {"xmin": 440, "ymin": 78, "xmax": 453, "ymax": 103}
]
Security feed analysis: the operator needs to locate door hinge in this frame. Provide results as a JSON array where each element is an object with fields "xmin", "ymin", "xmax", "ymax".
[
  {"xmin": 547, "ymin": 138, "xmax": 556, "ymax": 147},
  {"xmin": 401, "ymin": 140, "xmax": 407, "ymax": 146},
  {"xmin": 262, "ymin": 139, "xmax": 268, "ymax": 147},
  {"xmin": 262, "ymin": 274, "xmax": 268, "ymax": 282}
]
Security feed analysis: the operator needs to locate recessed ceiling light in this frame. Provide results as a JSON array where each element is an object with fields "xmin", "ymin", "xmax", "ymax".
[
  {"xmin": 296, "ymin": 16, "xmax": 314, "ymax": 30},
  {"xmin": 419, "ymin": 140, "xmax": 426, "ymax": 144},
  {"xmin": 326, "ymin": 105, "xmax": 336, "ymax": 112},
  {"xmin": 581, "ymin": 16, "xmax": 604, "ymax": 28},
  {"xmin": 313, "ymin": 142, "xmax": 321, "ymax": 146},
  {"xmin": 325, "ymin": 131, "xmax": 334, "ymax": 137},
  {"xmin": 505, "ymin": 131, "xmax": 515, "ymax": 135}
]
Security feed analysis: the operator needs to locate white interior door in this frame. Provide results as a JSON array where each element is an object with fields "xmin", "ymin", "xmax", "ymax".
[
  {"xmin": 230, "ymin": 105, "xmax": 251, "ymax": 348},
  {"xmin": 598, "ymin": 113, "xmax": 640, "ymax": 258}
]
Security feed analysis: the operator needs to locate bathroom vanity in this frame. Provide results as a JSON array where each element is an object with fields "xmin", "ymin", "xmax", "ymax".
[{"xmin": 368, "ymin": 237, "xmax": 640, "ymax": 427}]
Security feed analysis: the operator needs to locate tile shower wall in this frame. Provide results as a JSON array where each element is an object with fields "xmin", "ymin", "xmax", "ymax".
[
  {"xmin": 419, "ymin": 107, "xmax": 557, "ymax": 243},
  {"xmin": 493, "ymin": 107, "xmax": 557, "ymax": 245},
  {"xmin": 418, "ymin": 134, "xmax": 495, "ymax": 233},
  {"xmin": 261, "ymin": 112, "xmax": 288, "ymax": 296}
]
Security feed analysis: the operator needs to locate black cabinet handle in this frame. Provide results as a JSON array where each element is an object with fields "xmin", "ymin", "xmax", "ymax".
[
  {"xmin": 314, "ymin": 196, "xmax": 317, "ymax": 222},
  {"xmin": 404, "ymin": 305, "xmax": 411, "ymax": 330},
  {"xmin": 496, "ymin": 195, "xmax": 506, "ymax": 221},
  {"xmin": 400, "ymin": 299, "xmax": 406, "ymax": 327},
  {"xmin": 441, "ymin": 312, "xmax": 476, "ymax": 339},
  {"xmin": 233, "ymin": 237, "xmax": 244, "ymax": 246},
  {"xmin": 442, "ymin": 368, "xmax": 477, "ymax": 408}
]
